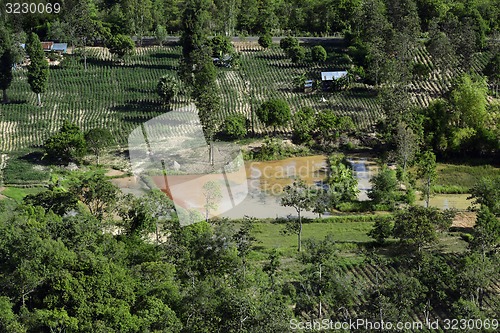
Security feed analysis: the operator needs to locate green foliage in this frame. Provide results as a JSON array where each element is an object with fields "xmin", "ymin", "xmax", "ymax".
[
  {"xmin": 0, "ymin": 27, "xmax": 14, "ymax": 104},
  {"xmin": 258, "ymin": 34, "xmax": 273, "ymax": 48},
  {"xmin": 470, "ymin": 206, "xmax": 500, "ymax": 256},
  {"xmin": 450, "ymin": 74, "xmax": 488, "ymax": 130},
  {"xmin": 202, "ymin": 180, "xmax": 223, "ymax": 221},
  {"xmin": 311, "ymin": 45, "xmax": 327, "ymax": 62},
  {"xmin": 256, "ymin": 98, "xmax": 291, "ymax": 133},
  {"xmin": 368, "ymin": 218, "xmax": 393, "ymax": 244},
  {"xmin": 107, "ymin": 34, "xmax": 135, "ymax": 59},
  {"xmin": 279, "ymin": 36, "xmax": 299, "ymax": 51},
  {"xmin": 220, "ymin": 113, "xmax": 247, "ymax": 139},
  {"xmin": 156, "ymin": 74, "xmax": 181, "ymax": 106},
  {"xmin": 24, "ymin": 189, "xmax": 78, "ymax": 216},
  {"xmin": 26, "ymin": 33, "xmax": 49, "ymax": 105},
  {"xmin": 85, "ymin": 128, "xmax": 114, "ymax": 165},
  {"xmin": 70, "ymin": 173, "xmax": 119, "ymax": 220},
  {"xmin": 44, "ymin": 122, "xmax": 87, "ymax": 164},
  {"xmin": 209, "ymin": 35, "xmax": 233, "ymax": 57},
  {"xmin": 281, "ymin": 179, "xmax": 312, "ymax": 252},
  {"xmin": 287, "ymin": 45, "xmax": 306, "ymax": 63},
  {"xmin": 326, "ymin": 154, "xmax": 359, "ymax": 207},
  {"xmin": 468, "ymin": 176, "xmax": 500, "ymax": 216},
  {"xmin": 315, "ymin": 110, "xmax": 355, "ymax": 148},
  {"xmin": 417, "ymin": 150, "xmax": 437, "ymax": 207},
  {"xmin": 292, "ymin": 106, "xmax": 316, "ymax": 144},
  {"xmin": 392, "ymin": 206, "xmax": 455, "ymax": 251},
  {"xmin": 368, "ymin": 165, "xmax": 398, "ymax": 209}
]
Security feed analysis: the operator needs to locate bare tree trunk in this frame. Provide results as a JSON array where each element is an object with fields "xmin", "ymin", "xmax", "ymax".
[
  {"xmin": 298, "ymin": 210, "xmax": 302, "ymax": 252},
  {"xmin": 37, "ymin": 93, "xmax": 41, "ymax": 106},
  {"xmin": 209, "ymin": 141, "xmax": 214, "ymax": 165},
  {"xmin": 2, "ymin": 89, "xmax": 8, "ymax": 104}
]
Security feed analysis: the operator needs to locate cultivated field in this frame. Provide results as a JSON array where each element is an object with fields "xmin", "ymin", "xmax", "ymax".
[{"xmin": 0, "ymin": 42, "xmax": 494, "ymax": 153}]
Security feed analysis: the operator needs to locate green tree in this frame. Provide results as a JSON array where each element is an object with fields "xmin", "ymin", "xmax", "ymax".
[
  {"xmin": 256, "ymin": 99, "xmax": 291, "ymax": 134},
  {"xmin": 279, "ymin": 36, "xmax": 299, "ymax": 51},
  {"xmin": 0, "ymin": 296, "xmax": 25, "ymax": 333},
  {"xmin": 179, "ymin": 0, "xmax": 211, "ymax": 84},
  {"xmin": 26, "ymin": 32, "xmax": 49, "ymax": 106},
  {"xmin": 221, "ymin": 113, "xmax": 247, "ymax": 139},
  {"xmin": 470, "ymin": 206, "xmax": 500, "ymax": 258},
  {"xmin": 157, "ymin": 74, "xmax": 181, "ymax": 107},
  {"xmin": 107, "ymin": 34, "xmax": 135, "ymax": 61},
  {"xmin": 70, "ymin": 173, "xmax": 119, "ymax": 220},
  {"xmin": 395, "ymin": 121, "xmax": 419, "ymax": 178},
  {"xmin": 392, "ymin": 206, "xmax": 454, "ymax": 251},
  {"xmin": 292, "ymin": 106, "xmax": 316, "ymax": 144},
  {"xmin": 44, "ymin": 122, "xmax": 87, "ymax": 164},
  {"xmin": 311, "ymin": 45, "xmax": 327, "ymax": 62},
  {"xmin": 233, "ymin": 216, "xmax": 257, "ymax": 278},
  {"xmin": 458, "ymin": 252, "xmax": 495, "ymax": 307},
  {"xmin": 368, "ymin": 165, "xmax": 398, "ymax": 209},
  {"xmin": 24, "ymin": 189, "xmax": 78, "ymax": 216},
  {"xmin": 417, "ymin": 150, "xmax": 437, "ymax": 208},
  {"xmin": 281, "ymin": 179, "xmax": 312, "ymax": 252},
  {"xmin": 326, "ymin": 154, "xmax": 359, "ymax": 207},
  {"xmin": 154, "ymin": 24, "xmax": 168, "ymax": 46},
  {"xmin": 85, "ymin": 128, "xmax": 113, "ymax": 165},
  {"xmin": 450, "ymin": 74, "xmax": 488, "ymax": 131},
  {"xmin": 209, "ymin": 35, "xmax": 233, "ymax": 58},
  {"xmin": 202, "ymin": 180, "xmax": 223, "ymax": 222},
  {"xmin": 65, "ymin": 0, "xmax": 99, "ymax": 70},
  {"xmin": 0, "ymin": 27, "xmax": 14, "ymax": 104},
  {"xmin": 468, "ymin": 176, "xmax": 500, "ymax": 216},
  {"xmin": 122, "ymin": 0, "xmax": 153, "ymax": 45},
  {"xmin": 258, "ymin": 34, "xmax": 273, "ymax": 49},
  {"xmin": 368, "ymin": 218, "xmax": 393, "ymax": 244},
  {"xmin": 287, "ymin": 45, "xmax": 306, "ymax": 63}
]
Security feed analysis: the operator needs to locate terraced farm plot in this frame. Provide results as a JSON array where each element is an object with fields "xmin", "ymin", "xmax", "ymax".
[{"xmin": 0, "ymin": 43, "xmax": 494, "ymax": 153}]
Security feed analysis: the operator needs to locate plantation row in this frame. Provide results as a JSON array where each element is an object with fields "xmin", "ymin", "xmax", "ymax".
[{"xmin": 0, "ymin": 43, "xmax": 496, "ymax": 152}]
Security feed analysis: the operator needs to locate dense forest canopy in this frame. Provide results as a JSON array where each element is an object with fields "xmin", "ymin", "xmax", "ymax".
[{"xmin": 1, "ymin": 0, "xmax": 499, "ymax": 37}]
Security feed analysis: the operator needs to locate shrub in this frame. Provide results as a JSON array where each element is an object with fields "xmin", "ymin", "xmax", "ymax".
[
  {"xmin": 44, "ymin": 122, "xmax": 86, "ymax": 164},
  {"xmin": 287, "ymin": 45, "xmax": 306, "ymax": 63},
  {"xmin": 107, "ymin": 34, "xmax": 135, "ymax": 59},
  {"xmin": 256, "ymin": 99, "xmax": 291, "ymax": 133},
  {"xmin": 280, "ymin": 37, "xmax": 298, "ymax": 51},
  {"xmin": 221, "ymin": 114, "xmax": 247, "ymax": 139},
  {"xmin": 258, "ymin": 34, "xmax": 273, "ymax": 49},
  {"xmin": 157, "ymin": 75, "xmax": 181, "ymax": 106},
  {"xmin": 311, "ymin": 45, "xmax": 327, "ymax": 62},
  {"xmin": 368, "ymin": 218, "xmax": 393, "ymax": 244}
]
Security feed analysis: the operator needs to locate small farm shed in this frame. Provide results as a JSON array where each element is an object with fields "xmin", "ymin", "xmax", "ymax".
[
  {"xmin": 20, "ymin": 42, "xmax": 68, "ymax": 54},
  {"xmin": 304, "ymin": 80, "xmax": 314, "ymax": 93},
  {"xmin": 321, "ymin": 71, "xmax": 348, "ymax": 90},
  {"xmin": 41, "ymin": 42, "xmax": 54, "ymax": 51},
  {"xmin": 52, "ymin": 43, "xmax": 68, "ymax": 53}
]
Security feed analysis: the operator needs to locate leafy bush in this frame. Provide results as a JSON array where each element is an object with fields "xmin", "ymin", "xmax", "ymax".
[
  {"xmin": 280, "ymin": 37, "xmax": 299, "ymax": 51},
  {"xmin": 107, "ymin": 34, "xmax": 135, "ymax": 59},
  {"xmin": 256, "ymin": 99, "xmax": 291, "ymax": 132},
  {"xmin": 311, "ymin": 45, "xmax": 327, "ymax": 62},
  {"xmin": 157, "ymin": 75, "xmax": 181, "ymax": 106},
  {"xmin": 287, "ymin": 45, "xmax": 306, "ymax": 63},
  {"xmin": 220, "ymin": 114, "xmax": 247, "ymax": 139},
  {"xmin": 44, "ymin": 122, "xmax": 86, "ymax": 164},
  {"xmin": 258, "ymin": 35, "xmax": 273, "ymax": 49}
]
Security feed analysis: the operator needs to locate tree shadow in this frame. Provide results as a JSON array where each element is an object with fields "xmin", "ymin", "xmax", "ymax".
[{"xmin": 3, "ymin": 99, "xmax": 28, "ymax": 105}]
